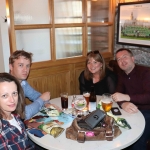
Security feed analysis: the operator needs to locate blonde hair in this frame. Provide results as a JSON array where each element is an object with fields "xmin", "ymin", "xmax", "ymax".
[{"xmin": 9, "ymin": 50, "xmax": 33, "ymax": 65}]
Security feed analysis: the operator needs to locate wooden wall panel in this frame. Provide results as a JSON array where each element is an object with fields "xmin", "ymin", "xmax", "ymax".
[
  {"xmin": 28, "ymin": 70, "xmax": 71, "ymax": 99},
  {"xmin": 26, "ymin": 62, "xmax": 85, "ymax": 104},
  {"xmin": 74, "ymin": 62, "xmax": 86, "ymax": 94},
  {"xmin": 75, "ymin": 68, "xmax": 84, "ymax": 94}
]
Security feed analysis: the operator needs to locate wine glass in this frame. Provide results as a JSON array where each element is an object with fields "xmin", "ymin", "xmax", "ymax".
[{"xmin": 74, "ymin": 96, "xmax": 87, "ymax": 115}]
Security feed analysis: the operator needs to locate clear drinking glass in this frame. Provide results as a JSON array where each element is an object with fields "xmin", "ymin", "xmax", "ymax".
[
  {"xmin": 101, "ymin": 93, "xmax": 113, "ymax": 112},
  {"xmin": 60, "ymin": 92, "xmax": 68, "ymax": 112},
  {"xmin": 71, "ymin": 95, "xmax": 77, "ymax": 116},
  {"xmin": 74, "ymin": 96, "xmax": 87, "ymax": 115},
  {"xmin": 71, "ymin": 95, "xmax": 76, "ymax": 108},
  {"xmin": 82, "ymin": 91, "xmax": 90, "ymax": 114}
]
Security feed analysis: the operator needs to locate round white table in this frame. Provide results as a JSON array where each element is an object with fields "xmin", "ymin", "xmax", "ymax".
[{"xmin": 28, "ymin": 96, "xmax": 145, "ymax": 150}]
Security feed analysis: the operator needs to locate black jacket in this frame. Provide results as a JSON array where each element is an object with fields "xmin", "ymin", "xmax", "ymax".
[{"xmin": 78, "ymin": 68, "xmax": 117, "ymax": 95}]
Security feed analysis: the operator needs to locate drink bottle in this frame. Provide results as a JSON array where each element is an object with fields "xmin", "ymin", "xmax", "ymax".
[
  {"xmin": 89, "ymin": 86, "xmax": 96, "ymax": 112},
  {"xmin": 71, "ymin": 95, "xmax": 76, "ymax": 108}
]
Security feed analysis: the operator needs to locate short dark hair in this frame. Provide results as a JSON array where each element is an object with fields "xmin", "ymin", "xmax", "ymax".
[
  {"xmin": 9, "ymin": 50, "xmax": 33, "ymax": 65},
  {"xmin": 0, "ymin": 73, "xmax": 25, "ymax": 119},
  {"xmin": 115, "ymin": 48, "xmax": 133, "ymax": 59}
]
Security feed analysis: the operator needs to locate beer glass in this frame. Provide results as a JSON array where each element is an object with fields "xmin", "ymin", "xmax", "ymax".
[
  {"xmin": 83, "ymin": 91, "xmax": 90, "ymax": 114},
  {"xmin": 60, "ymin": 92, "xmax": 68, "ymax": 111},
  {"xmin": 101, "ymin": 93, "xmax": 113, "ymax": 112}
]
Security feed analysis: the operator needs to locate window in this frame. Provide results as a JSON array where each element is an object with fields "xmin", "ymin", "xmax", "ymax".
[{"xmin": 6, "ymin": 0, "xmax": 115, "ymax": 67}]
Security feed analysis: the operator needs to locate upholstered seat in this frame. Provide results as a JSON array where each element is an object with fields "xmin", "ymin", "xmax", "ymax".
[{"xmin": 108, "ymin": 60, "xmax": 123, "ymax": 75}]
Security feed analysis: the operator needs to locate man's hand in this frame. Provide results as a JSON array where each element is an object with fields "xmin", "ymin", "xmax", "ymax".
[
  {"xmin": 112, "ymin": 92, "xmax": 130, "ymax": 102},
  {"xmin": 40, "ymin": 92, "xmax": 50, "ymax": 101},
  {"xmin": 121, "ymin": 102, "xmax": 138, "ymax": 113}
]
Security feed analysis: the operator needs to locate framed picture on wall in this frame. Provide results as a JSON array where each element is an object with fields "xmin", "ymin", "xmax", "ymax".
[{"xmin": 117, "ymin": 1, "xmax": 150, "ymax": 47}]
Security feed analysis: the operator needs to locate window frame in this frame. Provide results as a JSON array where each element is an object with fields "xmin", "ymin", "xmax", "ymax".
[{"xmin": 6, "ymin": 0, "xmax": 115, "ymax": 69}]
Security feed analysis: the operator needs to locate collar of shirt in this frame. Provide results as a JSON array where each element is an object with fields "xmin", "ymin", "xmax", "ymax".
[
  {"xmin": 1, "ymin": 114, "xmax": 21, "ymax": 128},
  {"xmin": 21, "ymin": 80, "xmax": 26, "ymax": 86},
  {"xmin": 123, "ymin": 65, "xmax": 137, "ymax": 77}
]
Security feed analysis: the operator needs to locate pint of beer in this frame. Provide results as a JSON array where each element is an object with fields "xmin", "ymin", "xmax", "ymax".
[
  {"xmin": 83, "ymin": 92, "xmax": 90, "ymax": 113},
  {"xmin": 101, "ymin": 93, "xmax": 113, "ymax": 112}
]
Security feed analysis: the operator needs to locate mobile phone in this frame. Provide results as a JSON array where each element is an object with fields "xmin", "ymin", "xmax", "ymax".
[{"xmin": 111, "ymin": 107, "xmax": 122, "ymax": 115}]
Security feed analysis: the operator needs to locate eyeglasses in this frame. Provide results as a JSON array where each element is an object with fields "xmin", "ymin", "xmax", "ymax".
[{"xmin": 87, "ymin": 50, "xmax": 103, "ymax": 60}]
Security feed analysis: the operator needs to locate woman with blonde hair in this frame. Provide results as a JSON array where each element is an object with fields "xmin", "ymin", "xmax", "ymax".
[{"xmin": 79, "ymin": 50, "xmax": 117, "ymax": 95}]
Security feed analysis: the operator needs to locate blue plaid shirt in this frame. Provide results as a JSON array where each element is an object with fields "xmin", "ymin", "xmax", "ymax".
[{"xmin": 0, "ymin": 114, "xmax": 35, "ymax": 150}]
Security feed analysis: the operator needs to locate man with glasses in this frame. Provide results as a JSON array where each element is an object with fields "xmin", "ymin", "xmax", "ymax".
[{"xmin": 112, "ymin": 48, "xmax": 150, "ymax": 150}]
